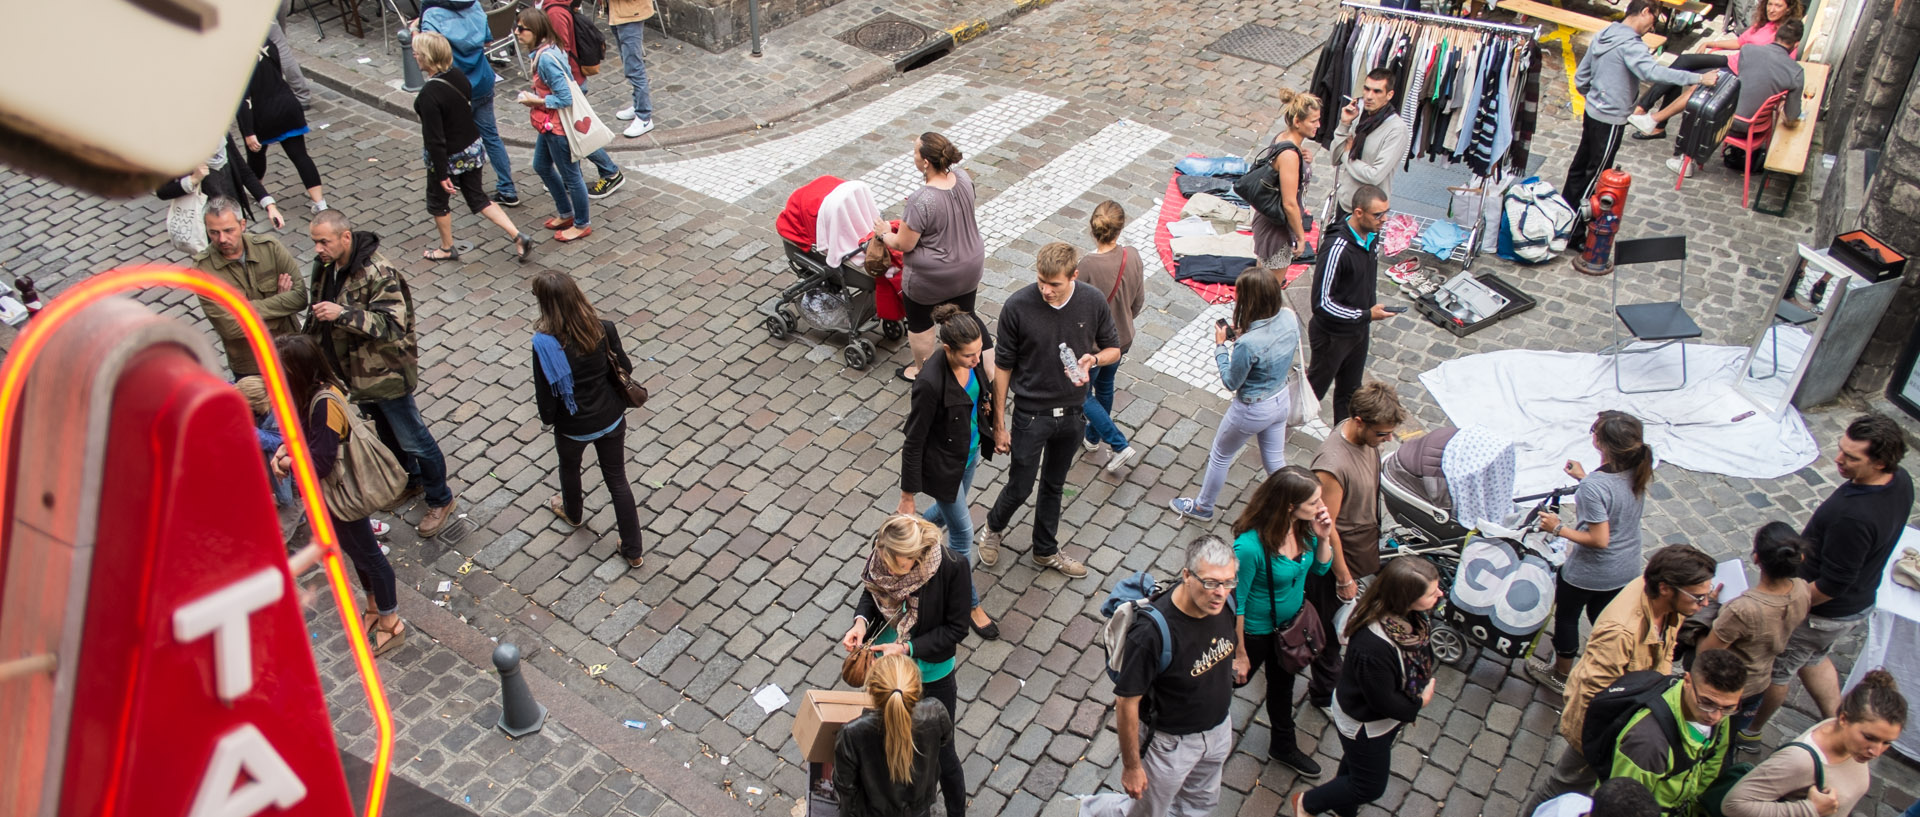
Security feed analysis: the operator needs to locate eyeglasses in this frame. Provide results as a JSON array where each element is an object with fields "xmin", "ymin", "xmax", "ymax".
[
  {"xmin": 1677, "ymin": 586, "xmax": 1712, "ymax": 606},
  {"xmin": 1691, "ymin": 686, "xmax": 1740, "ymax": 716},
  {"xmin": 514, "ymin": 24, "xmax": 531, "ymax": 32},
  {"xmin": 1192, "ymin": 576, "xmax": 1238, "ymax": 592}
]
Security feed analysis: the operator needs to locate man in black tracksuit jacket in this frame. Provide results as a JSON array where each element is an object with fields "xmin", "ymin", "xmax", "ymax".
[{"xmin": 1307, "ymin": 184, "xmax": 1396, "ymax": 424}]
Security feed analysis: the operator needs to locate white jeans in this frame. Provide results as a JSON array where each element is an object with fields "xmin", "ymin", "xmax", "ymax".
[
  {"xmin": 1080, "ymin": 719, "xmax": 1233, "ymax": 817},
  {"xmin": 1194, "ymin": 387, "xmax": 1291, "ymax": 513}
]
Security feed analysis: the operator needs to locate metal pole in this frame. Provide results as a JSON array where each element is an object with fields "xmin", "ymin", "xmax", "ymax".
[
  {"xmin": 1340, "ymin": 0, "xmax": 1539, "ymax": 36},
  {"xmin": 748, "ymin": 0, "xmax": 762, "ymax": 57},
  {"xmin": 396, "ymin": 27, "xmax": 425, "ymax": 92}
]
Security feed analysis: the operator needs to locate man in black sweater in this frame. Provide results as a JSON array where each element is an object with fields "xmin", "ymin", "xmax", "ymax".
[
  {"xmin": 1306, "ymin": 184, "xmax": 1400, "ymax": 424},
  {"xmin": 978, "ymin": 242, "xmax": 1121, "ymax": 578},
  {"xmin": 1747, "ymin": 414, "xmax": 1913, "ymax": 744}
]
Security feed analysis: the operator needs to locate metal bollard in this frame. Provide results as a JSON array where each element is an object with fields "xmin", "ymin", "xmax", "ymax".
[
  {"xmin": 396, "ymin": 27, "xmax": 425, "ymax": 93},
  {"xmin": 748, "ymin": 0, "xmax": 762, "ymax": 57},
  {"xmin": 493, "ymin": 643, "xmax": 547, "ymax": 737}
]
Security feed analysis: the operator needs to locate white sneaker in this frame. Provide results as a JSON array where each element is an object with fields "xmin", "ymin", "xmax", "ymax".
[
  {"xmin": 1666, "ymin": 156, "xmax": 1696, "ymax": 177},
  {"xmin": 1628, "ymin": 112, "xmax": 1658, "ymax": 135},
  {"xmin": 623, "ymin": 118, "xmax": 655, "ymax": 138},
  {"xmin": 616, "ymin": 107, "xmax": 637, "ymax": 121},
  {"xmin": 1105, "ymin": 445, "xmax": 1139, "ymax": 473},
  {"xmin": 371, "ymin": 519, "xmax": 391, "ymax": 537},
  {"xmin": 310, "ymin": 199, "xmax": 329, "ymax": 214},
  {"xmin": 1081, "ymin": 437, "xmax": 1100, "ymax": 453}
]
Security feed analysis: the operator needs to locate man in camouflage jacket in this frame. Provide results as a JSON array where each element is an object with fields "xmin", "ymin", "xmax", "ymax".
[{"xmin": 308, "ymin": 210, "xmax": 459, "ymax": 536}]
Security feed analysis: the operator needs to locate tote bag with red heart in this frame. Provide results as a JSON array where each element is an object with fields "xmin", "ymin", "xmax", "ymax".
[{"xmin": 557, "ymin": 70, "xmax": 614, "ymax": 161}]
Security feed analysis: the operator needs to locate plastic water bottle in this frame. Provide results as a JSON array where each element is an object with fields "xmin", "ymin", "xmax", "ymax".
[{"xmin": 1059, "ymin": 343, "xmax": 1087, "ymax": 386}]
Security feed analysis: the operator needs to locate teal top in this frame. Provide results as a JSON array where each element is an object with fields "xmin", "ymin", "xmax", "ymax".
[
  {"xmin": 1233, "ymin": 529, "xmax": 1332, "ymax": 636},
  {"xmin": 964, "ymin": 370, "xmax": 980, "ymax": 460},
  {"xmin": 875, "ymin": 623, "xmax": 955, "ymax": 683}
]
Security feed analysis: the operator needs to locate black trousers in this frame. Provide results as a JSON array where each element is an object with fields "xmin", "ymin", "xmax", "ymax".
[
  {"xmin": 1302, "ymin": 723, "xmax": 1400, "ymax": 817},
  {"xmin": 924, "ymin": 673, "xmax": 967, "ymax": 817},
  {"xmin": 1238, "ymin": 626, "xmax": 1303, "ymax": 755},
  {"xmin": 247, "ymin": 133, "xmax": 324, "ymax": 191},
  {"xmin": 1551, "ymin": 576, "xmax": 1624, "ymax": 659},
  {"xmin": 1302, "ymin": 571, "xmax": 1347, "ymax": 705},
  {"xmin": 1307, "ymin": 321, "xmax": 1369, "ymax": 425},
  {"xmin": 334, "ymin": 515, "xmax": 397, "ymax": 613},
  {"xmin": 1636, "ymin": 53, "xmax": 1729, "ymax": 115},
  {"xmin": 986, "ymin": 408, "xmax": 1084, "ymax": 557},
  {"xmin": 1561, "ymin": 114, "xmax": 1627, "ymax": 223},
  {"xmin": 555, "ymin": 422, "xmax": 644, "ymax": 559}
]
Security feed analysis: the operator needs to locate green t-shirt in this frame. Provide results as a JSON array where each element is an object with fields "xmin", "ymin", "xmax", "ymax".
[
  {"xmin": 875, "ymin": 623, "xmax": 955, "ymax": 683},
  {"xmin": 964, "ymin": 370, "xmax": 979, "ymax": 460},
  {"xmin": 1232, "ymin": 529, "xmax": 1332, "ymax": 636}
]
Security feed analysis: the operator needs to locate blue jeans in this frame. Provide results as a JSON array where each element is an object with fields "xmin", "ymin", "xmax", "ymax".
[
  {"xmin": 363, "ymin": 393, "xmax": 453, "ymax": 508},
  {"xmin": 1904, "ymin": 799, "xmax": 1920, "ymax": 817},
  {"xmin": 471, "ymin": 92, "xmax": 515, "ymax": 198},
  {"xmin": 1082, "ymin": 362, "xmax": 1127, "ymax": 449},
  {"xmin": 613, "ymin": 21, "xmax": 654, "ymax": 121},
  {"xmin": 922, "ymin": 454, "xmax": 979, "ymax": 606},
  {"xmin": 532, "ymin": 131, "xmax": 591, "ymax": 226}
]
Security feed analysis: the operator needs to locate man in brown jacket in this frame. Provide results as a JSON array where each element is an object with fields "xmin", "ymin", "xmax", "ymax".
[
  {"xmin": 1522, "ymin": 544, "xmax": 1718, "ymax": 814},
  {"xmin": 193, "ymin": 196, "xmax": 309, "ymax": 376},
  {"xmin": 607, "ymin": 0, "xmax": 657, "ymax": 138}
]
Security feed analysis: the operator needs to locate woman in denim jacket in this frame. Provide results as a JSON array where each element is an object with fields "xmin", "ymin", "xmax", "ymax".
[{"xmin": 1172, "ymin": 268, "xmax": 1303, "ymax": 522}]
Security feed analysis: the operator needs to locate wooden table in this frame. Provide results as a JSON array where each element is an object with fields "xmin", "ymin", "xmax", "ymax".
[{"xmin": 1754, "ymin": 61, "xmax": 1829, "ymax": 216}]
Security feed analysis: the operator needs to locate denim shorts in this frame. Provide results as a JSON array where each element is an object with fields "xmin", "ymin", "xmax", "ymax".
[{"xmin": 1770, "ymin": 612, "xmax": 1868, "ymax": 683}]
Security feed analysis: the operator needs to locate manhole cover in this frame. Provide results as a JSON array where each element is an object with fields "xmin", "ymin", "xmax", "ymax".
[
  {"xmin": 1207, "ymin": 23, "xmax": 1321, "ymax": 69},
  {"xmin": 435, "ymin": 517, "xmax": 475, "ymax": 546},
  {"xmin": 836, "ymin": 12, "xmax": 936, "ymax": 56}
]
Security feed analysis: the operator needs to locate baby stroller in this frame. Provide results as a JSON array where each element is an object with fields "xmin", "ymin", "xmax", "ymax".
[
  {"xmin": 763, "ymin": 175, "xmax": 907, "ymax": 370},
  {"xmin": 1377, "ymin": 426, "xmax": 1571, "ymax": 666}
]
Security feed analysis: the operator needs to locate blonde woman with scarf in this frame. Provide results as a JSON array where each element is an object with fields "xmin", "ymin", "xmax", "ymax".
[{"xmin": 840, "ymin": 516, "xmax": 974, "ymax": 817}]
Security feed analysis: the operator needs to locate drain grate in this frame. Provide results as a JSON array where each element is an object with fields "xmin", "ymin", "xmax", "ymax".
[
  {"xmin": 836, "ymin": 12, "xmax": 936, "ymax": 56},
  {"xmin": 1207, "ymin": 23, "xmax": 1321, "ymax": 69},
  {"xmin": 435, "ymin": 517, "xmax": 475, "ymax": 547}
]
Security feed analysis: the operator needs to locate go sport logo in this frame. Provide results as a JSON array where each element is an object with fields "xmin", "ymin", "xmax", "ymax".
[{"xmin": 1443, "ymin": 537, "xmax": 1555, "ymax": 658}]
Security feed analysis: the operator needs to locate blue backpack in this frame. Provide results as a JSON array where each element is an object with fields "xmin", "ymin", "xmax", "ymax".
[{"xmin": 1100, "ymin": 571, "xmax": 1174, "ymax": 685}]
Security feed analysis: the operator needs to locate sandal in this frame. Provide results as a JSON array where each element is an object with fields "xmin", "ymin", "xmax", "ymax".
[
  {"xmin": 368, "ymin": 617, "xmax": 406, "ymax": 658},
  {"xmin": 543, "ymin": 216, "xmax": 575, "ymax": 231},
  {"xmin": 514, "ymin": 233, "xmax": 535, "ymax": 264},
  {"xmin": 423, "ymin": 246, "xmax": 460, "ymax": 262},
  {"xmin": 548, "ymin": 495, "xmax": 583, "ymax": 528}
]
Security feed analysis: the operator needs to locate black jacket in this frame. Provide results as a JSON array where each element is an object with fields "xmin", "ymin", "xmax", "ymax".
[
  {"xmin": 414, "ymin": 69, "xmax": 481, "ymax": 182},
  {"xmin": 1309, "ymin": 218, "xmax": 1379, "ymax": 335},
  {"xmin": 533, "ymin": 320, "xmax": 634, "ymax": 437},
  {"xmin": 1334, "ymin": 624, "xmax": 1426, "ymax": 725},
  {"xmin": 832, "ymin": 699, "xmax": 952, "ymax": 817},
  {"xmin": 901, "ymin": 348, "xmax": 993, "ymax": 503},
  {"xmin": 238, "ymin": 39, "xmax": 308, "ymax": 143},
  {"xmin": 854, "ymin": 550, "xmax": 971, "ymax": 666}
]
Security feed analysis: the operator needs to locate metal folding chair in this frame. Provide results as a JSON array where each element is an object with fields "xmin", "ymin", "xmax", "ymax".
[
  {"xmin": 484, "ymin": 1, "xmax": 528, "ymax": 77},
  {"xmin": 1600, "ymin": 236, "xmax": 1702, "ymax": 393}
]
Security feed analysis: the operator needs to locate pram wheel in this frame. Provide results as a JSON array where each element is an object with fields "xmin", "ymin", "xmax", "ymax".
[
  {"xmin": 881, "ymin": 320, "xmax": 905, "ymax": 340},
  {"xmin": 1429, "ymin": 622, "xmax": 1476, "ymax": 668},
  {"xmin": 844, "ymin": 340, "xmax": 876, "ymax": 370},
  {"xmin": 764, "ymin": 314, "xmax": 792, "ymax": 341}
]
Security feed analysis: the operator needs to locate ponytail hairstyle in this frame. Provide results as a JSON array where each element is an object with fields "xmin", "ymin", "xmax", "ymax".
[
  {"xmin": 1231, "ymin": 267, "xmax": 1285, "ymax": 335},
  {"xmin": 916, "ymin": 132, "xmax": 963, "ymax": 174},
  {"xmin": 1592, "ymin": 410, "xmax": 1655, "ymax": 497},
  {"xmin": 866, "ymin": 653, "xmax": 924, "ymax": 784},
  {"xmin": 1751, "ymin": 521, "xmax": 1809, "ymax": 582},
  {"xmin": 1234, "ymin": 466, "xmax": 1322, "ymax": 560},
  {"xmin": 1345, "ymin": 555, "xmax": 1440, "ymax": 641},
  {"xmin": 931, "ymin": 303, "xmax": 982, "ymax": 352},
  {"xmin": 1274, "ymin": 87, "xmax": 1323, "ymax": 132},
  {"xmin": 1839, "ymin": 669, "xmax": 1908, "ymax": 731}
]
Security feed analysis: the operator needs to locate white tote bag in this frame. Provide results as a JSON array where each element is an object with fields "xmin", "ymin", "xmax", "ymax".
[
  {"xmin": 1280, "ymin": 307, "xmax": 1315, "ymax": 433},
  {"xmin": 167, "ymin": 187, "xmax": 209, "ymax": 254},
  {"xmin": 557, "ymin": 72, "xmax": 615, "ymax": 162}
]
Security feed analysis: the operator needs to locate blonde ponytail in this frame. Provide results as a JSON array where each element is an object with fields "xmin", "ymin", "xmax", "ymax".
[{"xmin": 867, "ymin": 654, "xmax": 924, "ymax": 784}]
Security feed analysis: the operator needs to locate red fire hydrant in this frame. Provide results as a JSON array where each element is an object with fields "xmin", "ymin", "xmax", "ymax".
[{"xmin": 1575, "ymin": 170, "xmax": 1631, "ymax": 276}]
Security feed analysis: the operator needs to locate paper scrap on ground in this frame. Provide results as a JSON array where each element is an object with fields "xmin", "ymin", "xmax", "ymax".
[
  {"xmin": 1716, "ymin": 559, "xmax": 1751, "ymax": 604},
  {"xmin": 753, "ymin": 684, "xmax": 789, "ymax": 713},
  {"xmin": 437, "ymin": 581, "xmax": 452, "ymax": 593}
]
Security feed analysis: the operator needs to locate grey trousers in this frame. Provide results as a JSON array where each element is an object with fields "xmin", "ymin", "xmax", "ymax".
[
  {"xmin": 1080, "ymin": 719, "xmax": 1233, "ymax": 817},
  {"xmin": 1520, "ymin": 742, "xmax": 1597, "ymax": 816}
]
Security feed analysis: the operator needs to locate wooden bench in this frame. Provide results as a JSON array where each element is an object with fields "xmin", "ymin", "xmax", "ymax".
[
  {"xmin": 1754, "ymin": 61, "xmax": 1829, "ymax": 216},
  {"xmin": 1499, "ymin": 0, "xmax": 1665, "ymax": 118}
]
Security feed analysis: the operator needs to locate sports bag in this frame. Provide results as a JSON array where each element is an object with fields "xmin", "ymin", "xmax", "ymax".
[
  {"xmin": 1581, "ymin": 671, "xmax": 1704, "ymax": 781},
  {"xmin": 1234, "ymin": 140, "xmax": 1297, "ymax": 224},
  {"xmin": 1496, "ymin": 176, "xmax": 1575, "ymax": 264},
  {"xmin": 312, "ymin": 388, "xmax": 407, "ymax": 521},
  {"xmin": 1101, "ymin": 572, "xmax": 1175, "ymax": 745}
]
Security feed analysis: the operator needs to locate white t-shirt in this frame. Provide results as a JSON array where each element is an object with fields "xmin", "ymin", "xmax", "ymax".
[{"xmin": 1530, "ymin": 792, "xmax": 1591, "ymax": 817}]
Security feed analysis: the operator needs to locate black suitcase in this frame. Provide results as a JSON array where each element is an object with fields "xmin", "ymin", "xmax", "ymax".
[{"xmin": 1677, "ymin": 69, "xmax": 1742, "ymax": 165}]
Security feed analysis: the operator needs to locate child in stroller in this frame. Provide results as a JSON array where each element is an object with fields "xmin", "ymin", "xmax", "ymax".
[{"xmin": 764, "ymin": 175, "xmax": 908, "ymax": 370}]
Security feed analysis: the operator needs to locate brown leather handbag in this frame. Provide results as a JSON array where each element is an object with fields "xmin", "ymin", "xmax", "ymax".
[
  {"xmin": 840, "ymin": 612, "xmax": 897, "ymax": 687},
  {"xmin": 605, "ymin": 342, "xmax": 648, "ymax": 409}
]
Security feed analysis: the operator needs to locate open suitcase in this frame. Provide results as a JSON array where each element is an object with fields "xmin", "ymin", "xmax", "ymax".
[{"xmin": 1677, "ymin": 69, "xmax": 1743, "ymax": 165}]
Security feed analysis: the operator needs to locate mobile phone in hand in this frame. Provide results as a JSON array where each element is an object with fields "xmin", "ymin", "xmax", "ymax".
[
  {"xmin": 1215, "ymin": 318, "xmax": 1238, "ymax": 340},
  {"xmin": 1383, "ymin": 305, "xmax": 1409, "ymax": 314}
]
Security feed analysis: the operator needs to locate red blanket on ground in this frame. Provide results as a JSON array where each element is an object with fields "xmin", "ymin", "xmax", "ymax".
[{"xmin": 1159, "ymin": 163, "xmax": 1316, "ymax": 304}]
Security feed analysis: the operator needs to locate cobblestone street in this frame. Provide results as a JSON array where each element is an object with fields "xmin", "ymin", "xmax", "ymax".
[{"xmin": 6, "ymin": 0, "xmax": 1920, "ymax": 814}]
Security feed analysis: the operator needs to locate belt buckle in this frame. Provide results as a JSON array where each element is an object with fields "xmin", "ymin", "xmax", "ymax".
[{"xmin": 1050, "ymin": 407, "xmax": 1066, "ymax": 418}]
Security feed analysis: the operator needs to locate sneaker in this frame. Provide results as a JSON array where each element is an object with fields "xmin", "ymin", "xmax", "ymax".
[
  {"xmin": 587, "ymin": 172, "xmax": 625, "ymax": 199},
  {"xmin": 623, "ymin": 118, "xmax": 655, "ymax": 138},
  {"xmin": 418, "ymin": 498, "xmax": 457, "ymax": 538},
  {"xmin": 1525, "ymin": 658, "xmax": 1568, "ymax": 695},
  {"xmin": 1033, "ymin": 552, "xmax": 1089, "ymax": 578},
  {"xmin": 1169, "ymin": 497, "xmax": 1215, "ymax": 522},
  {"xmin": 1082, "ymin": 437, "xmax": 1100, "ymax": 453},
  {"xmin": 1270, "ymin": 747, "xmax": 1323, "ymax": 777},
  {"xmin": 370, "ymin": 519, "xmax": 391, "ymax": 537},
  {"xmin": 1734, "ymin": 728, "xmax": 1765, "ymax": 755},
  {"xmin": 1628, "ymin": 112, "xmax": 1658, "ymax": 135},
  {"xmin": 1105, "ymin": 445, "xmax": 1139, "ymax": 473},
  {"xmin": 978, "ymin": 528, "xmax": 1002, "ymax": 566},
  {"xmin": 491, "ymin": 191, "xmax": 522, "ymax": 208},
  {"xmin": 1666, "ymin": 156, "xmax": 1696, "ymax": 178},
  {"xmin": 310, "ymin": 199, "xmax": 329, "ymax": 214},
  {"xmin": 616, "ymin": 106, "xmax": 638, "ymax": 121}
]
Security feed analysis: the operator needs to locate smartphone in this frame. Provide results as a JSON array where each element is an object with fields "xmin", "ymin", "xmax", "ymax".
[
  {"xmin": 1383, "ymin": 305, "xmax": 1409, "ymax": 314},
  {"xmin": 1215, "ymin": 318, "xmax": 1239, "ymax": 340}
]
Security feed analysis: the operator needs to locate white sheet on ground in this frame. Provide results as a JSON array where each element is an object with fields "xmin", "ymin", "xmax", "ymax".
[{"xmin": 1418, "ymin": 340, "xmax": 1820, "ymax": 496}]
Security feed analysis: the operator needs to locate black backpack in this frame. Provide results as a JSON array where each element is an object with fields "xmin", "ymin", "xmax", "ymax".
[
  {"xmin": 568, "ymin": 3, "xmax": 605, "ymax": 69},
  {"xmin": 1581, "ymin": 671, "xmax": 1703, "ymax": 780}
]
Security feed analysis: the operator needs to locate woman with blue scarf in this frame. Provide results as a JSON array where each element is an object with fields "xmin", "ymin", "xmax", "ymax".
[{"xmin": 531, "ymin": 271, "xmax": 644, "ymax": 568}]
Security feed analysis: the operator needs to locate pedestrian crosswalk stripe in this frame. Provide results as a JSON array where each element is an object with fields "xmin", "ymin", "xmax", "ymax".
[
  {"xmin": 857, "ymin": 90, "xmax": 1066, "ymax": 209},
  {"xmin": 977, "ymin": 119, "xmax": 1170, "ymax": 256},
  {"xmin": 630, "ymin": 73, "xmax": 968, "ymax": 204}
]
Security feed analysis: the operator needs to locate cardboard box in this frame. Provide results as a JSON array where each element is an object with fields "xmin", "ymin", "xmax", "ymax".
[{"xmin": 791, "ymin": 689, "xmax": 872, "ymax": 763}]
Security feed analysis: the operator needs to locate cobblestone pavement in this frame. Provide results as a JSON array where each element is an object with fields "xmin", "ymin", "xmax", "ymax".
[{"xmin": 6, "ymin": 0, "xmax": 1920, "ymax": 814}]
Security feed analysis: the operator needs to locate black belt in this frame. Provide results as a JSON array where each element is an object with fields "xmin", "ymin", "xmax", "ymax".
[{"xmin": 1018, "ymin": 405, "xmax": 1083, "ymax": 418}]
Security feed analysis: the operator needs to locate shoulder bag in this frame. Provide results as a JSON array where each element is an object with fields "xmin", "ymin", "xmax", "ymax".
[
  {"xmin": 557, "ymin": 68, "xmax": 615, "ymax": 161},
  {"xmin": 1233, "ymin": 140, "xmax": 1297, "ymax": 225},
  {"xmin": 1279, "ymin": 307, "xmax": 1314, "ymax": 433},
  {"xmin": 168, "ymin": 184, "xmax": 209, "ymax": 254},
  {"xmin": 1267, "ymin": 546, "xmax": 1326, "ymax": 674},
  {"xmin": 604, "ymin": 337, "xmax": 649, "ymax": 409},
  {"xmin": 312, "ymin": 389, "xmax": 407, "ymax": 520},
  {"xmin": 841, "ymin": 610, "xmax": 899, "ymax": 688}
]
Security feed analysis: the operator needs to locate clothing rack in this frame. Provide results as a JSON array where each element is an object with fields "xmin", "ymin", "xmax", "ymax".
[{"xmin": 1338, "ymin": 1, "xmax": 1539, "ymax": 37}]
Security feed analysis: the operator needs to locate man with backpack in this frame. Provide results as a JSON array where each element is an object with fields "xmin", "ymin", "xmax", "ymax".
[
  {"xmin": 1522, "ymin": 544, "xmax": 1719, "ymax": 814},
  {"xmin": 1587, "ymin": 649, "xmax": 1742, "ymax": 813},
  {"xmin": 538, "ymin": 0, "xmax": 627, "ymax": 199},
  {"xmin": 1084, "ymin": 536, "xmax": 1239, "ymax": 817}
]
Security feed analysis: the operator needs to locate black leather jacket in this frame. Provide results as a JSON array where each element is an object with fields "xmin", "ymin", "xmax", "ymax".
[{"xmin": 832, "ymin": 700, "xmax": 953, "ymax": 817}]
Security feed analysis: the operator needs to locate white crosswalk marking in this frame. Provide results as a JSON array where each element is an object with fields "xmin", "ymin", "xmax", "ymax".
[
  {"xmin": 630, "ymin": 73, "xmax": 968, "ymax": 204},
  {"xmin": 976, "ymin": 119, "xmax": 1170, "ymax": 255},
  {"xmin": 857, "ymin": 91, "xmax": 1066, "ymax": 208},
  {"xmin": 1118, "ymin": 205, "xmax": 1167, "ymax": 279}
]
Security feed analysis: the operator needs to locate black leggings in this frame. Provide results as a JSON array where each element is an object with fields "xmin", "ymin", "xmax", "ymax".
[
  {"xmin": 923, "ymin": 673, "xmax": 967, "ymax": 817},
  {"xmin": 1307, "ymin": 321, "xmax": 1370, "ymax": 425},
  {"xmin": 248, "ymin": 134, "xmax": 324, "ymax": 192},
  {"xmin": 1302, "ymin": 723, "xmax": 1400, "ymax": 817},
  {"xmin": 1237, "ymin": 625, "xmax": 1303, "ymax": 755},
  {"xmin": 554, "ymin": 422, "xmax": 644, "ymax": 560},
  {"xmin": 335, "ymin": 515, "xmax": 397, "ymax": 614},
  {"xmin": 1552, "ymin": 576, "xmax": 1625, "ymax": 659},
  {"xmin": 1636, "ymin": 53, "xmax": 1730, "ymax": 119}
]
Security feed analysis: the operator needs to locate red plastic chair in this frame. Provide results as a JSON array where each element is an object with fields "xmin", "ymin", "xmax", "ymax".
[{"xmin": 1673, "ymin": 90, "xmax": 1791, "ymax": 207}]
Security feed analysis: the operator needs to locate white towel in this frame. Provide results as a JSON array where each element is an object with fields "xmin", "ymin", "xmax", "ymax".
[{"xmin": 816, "ymin": 180, "xmax": 882, "ymax": 266}]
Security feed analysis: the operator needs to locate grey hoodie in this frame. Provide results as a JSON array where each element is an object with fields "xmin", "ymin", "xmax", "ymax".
[{"xmin": 1575, "ymin": 23, "xmax": 1708, "ymax": 125}]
